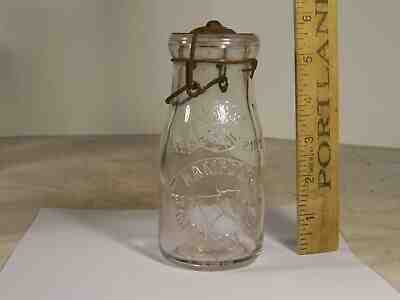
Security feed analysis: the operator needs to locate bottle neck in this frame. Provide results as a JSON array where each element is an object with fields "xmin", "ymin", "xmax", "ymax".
[{"xmin": 170, "ymin": 61, "xmax": 255, "ymax": 108}]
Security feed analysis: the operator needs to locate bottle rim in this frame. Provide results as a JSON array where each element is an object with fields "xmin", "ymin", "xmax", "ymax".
[{"xmin": 169, "ymin": 33, "xmax": 260, "ymax": 49}]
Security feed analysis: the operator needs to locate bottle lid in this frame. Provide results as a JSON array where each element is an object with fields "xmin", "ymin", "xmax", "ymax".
[{"xmin": 169, "ymin": 20, "xmax": 259, "ymax": 50}]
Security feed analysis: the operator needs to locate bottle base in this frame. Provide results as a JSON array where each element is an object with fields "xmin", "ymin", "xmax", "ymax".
[{"xmin": 161, "ymin": 246, "xmax": 262, "ymax": 271}]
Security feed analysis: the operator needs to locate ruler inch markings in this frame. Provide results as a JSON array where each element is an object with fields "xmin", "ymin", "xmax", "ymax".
[{"xmin": 295, "ymin": 0, "xmax": 340, "ymax": 255}]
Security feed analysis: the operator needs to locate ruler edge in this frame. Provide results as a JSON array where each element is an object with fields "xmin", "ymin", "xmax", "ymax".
[{"xmin": 328, "ymin": 0, "xmax": 340, "ymax": 252}]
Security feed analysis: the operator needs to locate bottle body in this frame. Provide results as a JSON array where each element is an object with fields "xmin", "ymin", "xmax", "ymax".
[{"xmin": 160, "ymin": 32, "xmax": 264, "ymax": 270}]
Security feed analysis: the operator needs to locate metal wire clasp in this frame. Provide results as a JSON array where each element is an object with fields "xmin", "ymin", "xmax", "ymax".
[{"xmin": 164, "ymin": 21, "xmax": 258, "ymax": 106}]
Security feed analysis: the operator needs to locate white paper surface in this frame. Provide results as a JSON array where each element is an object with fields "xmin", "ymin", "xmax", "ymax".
[{"xmin": 1, "ymin": 206, "xmax": 399, "ymax": 300}]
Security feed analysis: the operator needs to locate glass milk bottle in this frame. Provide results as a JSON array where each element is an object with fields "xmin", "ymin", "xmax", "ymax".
[{"xmin": 160, "ymin": 21, "xmax": 265, "ymax": 270}]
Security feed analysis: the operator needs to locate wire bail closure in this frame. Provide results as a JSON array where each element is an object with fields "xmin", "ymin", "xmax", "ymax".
[{"xmin": 165, "ymin": 21, "xmax": 258, "ymax": 106}]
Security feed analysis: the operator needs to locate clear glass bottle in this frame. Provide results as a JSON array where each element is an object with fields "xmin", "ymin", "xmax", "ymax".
[{"xmin": 160, "ymin": 21, "xmax": 264, "ymax": 270}]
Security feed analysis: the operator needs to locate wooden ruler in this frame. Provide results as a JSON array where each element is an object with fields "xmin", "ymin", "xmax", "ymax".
[{"xmin": 295, "ymin": 0, "xmax": 340, "ymax": 255}]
